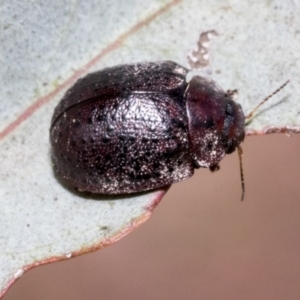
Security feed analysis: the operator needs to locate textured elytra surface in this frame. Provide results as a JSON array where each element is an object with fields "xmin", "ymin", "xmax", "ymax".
[{"xmin": 51, "ymin": 61, "xmax": 194, "ymax": 193}]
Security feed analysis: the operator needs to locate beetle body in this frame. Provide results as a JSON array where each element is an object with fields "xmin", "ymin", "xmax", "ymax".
[{"xmin": 50, "ymin": 61, "xmax": 245, "ymax": 194}]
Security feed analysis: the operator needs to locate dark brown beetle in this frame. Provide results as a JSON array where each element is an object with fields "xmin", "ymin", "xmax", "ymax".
[{"xmin": 50, "ymin": 61, "xmax": 287, "ymax": 197}]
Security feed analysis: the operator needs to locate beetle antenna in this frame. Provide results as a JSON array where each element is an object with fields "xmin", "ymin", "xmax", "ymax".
[
  {"xmin": 237, "ymin": 145, "xmax": 245, "ymax": 201},
  {"xmin": 245, "ymin": 80, "xmax": 290, "ymax": 120}
]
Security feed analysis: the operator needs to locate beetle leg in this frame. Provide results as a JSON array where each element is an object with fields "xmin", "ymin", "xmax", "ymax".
[{"xmin": 209, "ymin": 164, "xmax": 220, "ymax": 172}]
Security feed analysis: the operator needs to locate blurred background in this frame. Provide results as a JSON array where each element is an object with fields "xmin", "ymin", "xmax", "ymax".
[{"xmin": 4, "ymin": 133, "xmax": 300, "ymax": 300}]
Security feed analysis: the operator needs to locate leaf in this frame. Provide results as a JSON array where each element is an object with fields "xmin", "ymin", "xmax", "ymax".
[{"xmin": 1, "ymin": 0, "xmax": 299, "ymax": 297}]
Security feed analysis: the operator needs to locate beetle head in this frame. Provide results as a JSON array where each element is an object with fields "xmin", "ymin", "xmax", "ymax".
[{"xmin": 185, "ymin": 75, "xmax": 245, "ymax": 168}]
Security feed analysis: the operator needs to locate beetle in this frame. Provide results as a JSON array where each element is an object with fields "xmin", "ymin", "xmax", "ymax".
[{"xmin": 50, "ymin": 60, "xmax": 288, "ymax": 198}]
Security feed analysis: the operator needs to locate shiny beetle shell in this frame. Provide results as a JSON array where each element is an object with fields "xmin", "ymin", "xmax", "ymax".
[{"xmin": 50, "ymin": 61, "xmax": 245, "ymax": 194}]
